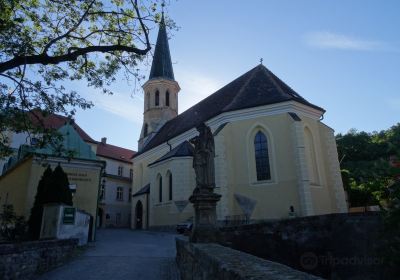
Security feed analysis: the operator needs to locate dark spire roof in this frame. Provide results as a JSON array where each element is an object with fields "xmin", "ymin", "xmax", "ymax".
[
  {"xmin": 149, "ymin": 13, "xmax": 174, "ymax": 80},
  {"xmin": 135, "ymin": 64, "xmax": 324, "ymax": 156}
]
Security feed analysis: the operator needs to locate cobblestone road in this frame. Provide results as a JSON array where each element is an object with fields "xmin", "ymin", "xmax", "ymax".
[{"xmin": 38, "ymin": 229, "xmax": 180, "ymax": 280}]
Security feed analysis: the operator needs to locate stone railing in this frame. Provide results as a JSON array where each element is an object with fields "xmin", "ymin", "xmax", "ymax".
[
  {"xmin": 218, "ymin": 213, "xmax": 395, "ymax": 279},
  {"xmin": 0, "ymin": 238, "xmax": 78, "ymax": 280},
  {"xmin": 176, "ymin": 238, "xmax": 321, "ymax": 280}
]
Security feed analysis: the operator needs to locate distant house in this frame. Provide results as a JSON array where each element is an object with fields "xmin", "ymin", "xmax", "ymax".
[{"xmin": 0, "ymin": 112, "xmax": 135, "ymax": 235}]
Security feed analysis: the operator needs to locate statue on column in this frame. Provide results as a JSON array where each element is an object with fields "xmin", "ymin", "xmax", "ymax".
[
  {"xmin": 190, "ymin": 123, "xmax": 215, "ymax": 191},
  {"xmin": 189, "ymin": 123, "xmax": 221, "ymax": 243}
]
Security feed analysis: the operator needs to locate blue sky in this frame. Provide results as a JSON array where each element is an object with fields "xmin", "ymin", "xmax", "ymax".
[{"xmin": 73, "ymin": 0, "xmax": 400, "ymax": 151}]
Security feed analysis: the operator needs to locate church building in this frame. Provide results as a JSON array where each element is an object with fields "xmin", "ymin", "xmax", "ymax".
[{"xmin": 130, "ymin": 15, "xmax": 348, "ymax": 229}]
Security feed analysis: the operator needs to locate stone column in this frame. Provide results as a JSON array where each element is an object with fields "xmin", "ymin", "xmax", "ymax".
[
  {"xmin": 189, "ymin": 191, "xmax": 221, "ymax": 243},
  {"xmin": 292, "ymin": 121, "xmax": 314, "ymax": 216}
]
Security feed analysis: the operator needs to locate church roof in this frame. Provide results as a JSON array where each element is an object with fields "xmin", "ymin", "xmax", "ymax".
[
  {"xmin": 35, "ymin": 123, "xmax": 97, "ymax": 160},
  {"xmin": 148, "ymin": 141, "xmax": 193, "ymax": 166},
  {"xmin": 28, "ymin": 110, "xmax": 97, "ymax": 143},
  {"xmin": 148, "ymin": 14, "xmax": 174, "ymax": 80},
  {"xmin": 96, "ymin": 142, "xmax": 135, "ymax": 163},
  {"xmin": 132, "ymin": 184, "xmax": 150, "ymax": 197},
  {"xmin": 136, "ymin": 64, "xmax": 324, "ymax": 156}
]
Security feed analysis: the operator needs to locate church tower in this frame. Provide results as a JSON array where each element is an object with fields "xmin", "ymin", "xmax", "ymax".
[{"xmin": 139, "ymin": 14, "xmax": 180, "ymax": 151}]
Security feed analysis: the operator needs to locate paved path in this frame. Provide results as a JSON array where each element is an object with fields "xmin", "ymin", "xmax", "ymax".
[{"xmin": 38, "ymin": 229, "xmax": 181, "ymax": 280}]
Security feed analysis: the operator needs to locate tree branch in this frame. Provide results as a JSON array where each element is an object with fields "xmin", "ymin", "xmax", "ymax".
[
  {"xmin": 42, "ymin": 0, "xmax": 96, "ymax": 54},
  {"xmin": 0, "ymin": 44, "xmax": 151, "ymax": 73}
]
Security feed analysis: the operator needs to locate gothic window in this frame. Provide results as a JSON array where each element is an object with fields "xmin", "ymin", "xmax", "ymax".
[
  {"xmin": 155, "ymin": 90, "xmax": 160, "ymax": 106},
  {"xmin": 166, "ymin": 91, "xmax": 170, "ymax": 106},
  {"xmin": 158, "ymin": 175, "xmax": 163, "ymax": 202},
  {"xmin": 144, "ymin": 123, "xmax": 148, "ymax": 137},
  {"xmin": 168, "ymin": 171, "xmax": 173, "ymax": 200},
  {"xmin": 254, "ymin": 131, "xmax": 271, "ymax": 181}
]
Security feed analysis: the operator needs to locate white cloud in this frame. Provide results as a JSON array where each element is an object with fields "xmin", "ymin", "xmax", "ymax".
[
  {"xmin": 85, "ymin": 90, "xmax": 144, "ymax": 124},
  {"xmin": 305, "ymin": 31, "xmax": 397, "ymax": 52}
]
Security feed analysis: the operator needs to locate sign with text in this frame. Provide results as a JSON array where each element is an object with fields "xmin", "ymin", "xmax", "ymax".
[{"xmin": 63, "ymin": 207, "xmax": 76, "ymax": 224}]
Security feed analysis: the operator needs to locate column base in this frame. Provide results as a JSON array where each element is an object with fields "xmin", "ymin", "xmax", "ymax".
[{"xmin": 189, "ymin": 191, "xmax": 221, "ymax": 243}]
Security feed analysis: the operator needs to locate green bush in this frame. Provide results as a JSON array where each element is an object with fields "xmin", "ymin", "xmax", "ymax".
[{"xmin": 0, "ymin": 204, "xmax": 27, "ymax": 241}]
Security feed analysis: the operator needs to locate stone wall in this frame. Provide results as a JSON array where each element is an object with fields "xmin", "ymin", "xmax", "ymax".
[
  {"xmin": 176, "ymin": 238, "xmax": 321, "ymax": 280},
  {"xmin": 218, "ymin": 213, "xmax": 397, "ymax": 279},
  {"xmin": 0, "ymin": 238, "xmax": 78, "ymax": 280}
]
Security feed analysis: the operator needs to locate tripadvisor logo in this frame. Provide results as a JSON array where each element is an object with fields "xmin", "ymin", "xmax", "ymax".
[{"xmin": 300, "ymin": 252, "xmax": 382, "ymax": 270}]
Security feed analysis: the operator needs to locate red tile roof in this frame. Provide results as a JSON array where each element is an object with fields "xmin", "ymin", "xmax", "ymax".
[
  {"xmin": 28, "ymin": 110, "xmax": 136, "ymax": 162},
  {"xmin": 96, "ymin": 142, "xmax": 135, "ymax": 163},
  {"xmin": 28, "ymin": 111, "xmax": 96, "ymax": 143}
]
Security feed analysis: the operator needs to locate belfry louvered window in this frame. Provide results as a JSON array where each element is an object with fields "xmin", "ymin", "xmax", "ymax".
[
  {"xmin": 254, "ymin": 131, "xmax": 271, "ymax": 181},
  {"xmin": 166, "ymin": 91, "xmax": 170, "ymax": 106},
  {"xmin": 155, "ymin": 90, "xmax": 160, "ymax": 106}
]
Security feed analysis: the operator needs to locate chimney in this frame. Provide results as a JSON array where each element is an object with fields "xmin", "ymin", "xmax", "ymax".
[{"xmin": 101, "ymin": 137, "xmax": 107, "ymax": 144}]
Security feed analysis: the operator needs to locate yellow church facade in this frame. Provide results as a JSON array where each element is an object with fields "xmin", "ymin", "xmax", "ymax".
[{"xmin": 130, "ymin": 16, "xmax": 347, "ymax": 229}]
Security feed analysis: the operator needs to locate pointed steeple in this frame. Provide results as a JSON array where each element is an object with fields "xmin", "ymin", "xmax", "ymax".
[{"xmin": 149, "ymin": 13, "xmax": 175, "ymax": 80}]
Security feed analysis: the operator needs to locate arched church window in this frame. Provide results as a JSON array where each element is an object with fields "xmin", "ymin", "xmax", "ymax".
[
  {"xmin": 155, "ymin": 90, "xmax": 160, "ymax": 106},
  {"xmin": 166, "ymin": 91, "xmax": 170, "ymax": 106},
  {"xmin": 144, "ymin": 123, "xmax": 148, "ymax": 137},
  {"xmin": 254, "ymin": 131, "xmax": 271, "ymax": 181},
  {"xmin": 168, "ymin": 171, "xmax": 173, "ymax": 200},
  {"xmin": 158, "ymin": 175, "xmax": 162, "ymax": 203}
]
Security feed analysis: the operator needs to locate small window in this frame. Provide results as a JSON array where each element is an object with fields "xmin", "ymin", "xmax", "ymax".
[
  {"xmin": 254, "ymin": 131, "xmax": 271, "ymax": 181},
  {"xmin": 130, "ymin": 169, "xmax": 133, "ymax": 179},
  {"xmin": 155, "ymin": 90, "xmax": 160, "ymax": 106},
  {"xmin": 158, "ymin": 175, "xmax": 162, "ymax": 203},
  {"xmin": 106, "ymin": 214, "xmax": 110, "ymax": 220},
  {"xmin": 166, "ymin": 91, "xmax": 170, "ymax": 106},
  {"xmin": 118, "ymin": 166, "xmax": 123, "ymax": 176},
  {"xmin": 168, "ymin": 172, "xmax": 173, "ymax": 201},
  {"xmin": 116, "ymin": 187, "xmax": 124, "ymax": 201}
]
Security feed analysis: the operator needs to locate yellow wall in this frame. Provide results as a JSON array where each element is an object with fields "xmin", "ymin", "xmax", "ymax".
[
  {"xmin": 221, "ymin": 113, "xmax": 301, "ymax": 219},
  {"xmin": 26, "ymin": 161, "xmax": 102, "ymax": 222},
  {"xmin": 0, "ymin": 156, "xmax": 103, "ymax": 241},
  {"xmin": 0, "ymin": 157, "xmax": 33, "ymax": 217},
  {"xmin": 148, "ymin": 157, "xmax": 195, "ymax": 227},
  {"xmin": 132, "ymin": 109, "xmax": 346, "ymax": 226}
]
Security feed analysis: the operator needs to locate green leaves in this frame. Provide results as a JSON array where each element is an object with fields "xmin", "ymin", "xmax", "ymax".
[
  {"xmin": 337, "ymin": 124, "xmax": 400, "ymax": 207},
  {"xmin": 1, "ymin": 0, "xmax": 174, "ymax": 159}
]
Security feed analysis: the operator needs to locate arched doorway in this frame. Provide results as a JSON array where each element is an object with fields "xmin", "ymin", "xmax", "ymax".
[{"xmin": 135, "ymin": 201, "xmax": 143, "ymax": 229}]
